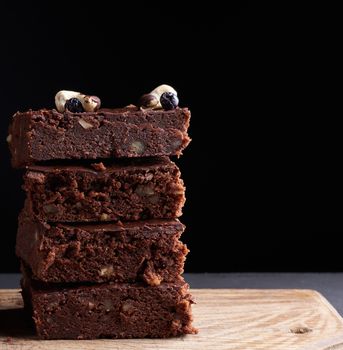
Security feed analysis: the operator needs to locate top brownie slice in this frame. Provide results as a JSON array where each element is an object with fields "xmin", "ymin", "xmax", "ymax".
[{"xmin": 8, "ymin": 106, "xmax": 191, "ymax": 168}]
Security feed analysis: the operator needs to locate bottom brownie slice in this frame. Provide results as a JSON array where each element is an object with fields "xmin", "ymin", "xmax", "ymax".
[{"xmin": 21, "ymin": 271, "xmax": 197, "ymax": 339}]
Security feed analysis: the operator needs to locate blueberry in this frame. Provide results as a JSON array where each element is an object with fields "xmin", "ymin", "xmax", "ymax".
[
  {"xmin": 160, "ymin": 92, "xmax": 179, "ymax": 110},
  {"xmin": 65, "ymin": 98, "xmax": 84, "ymax": 113}
]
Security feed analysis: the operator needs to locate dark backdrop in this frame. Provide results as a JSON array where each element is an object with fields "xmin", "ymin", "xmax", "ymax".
[{"xmin": 0, "ymin": 2, "xmax": 340, "ymax": 273}]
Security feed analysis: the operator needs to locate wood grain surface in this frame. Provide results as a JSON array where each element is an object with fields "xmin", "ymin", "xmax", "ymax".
[{"xmin": 1, "ymin": 289, "xmax": 343, "ymax": 350}]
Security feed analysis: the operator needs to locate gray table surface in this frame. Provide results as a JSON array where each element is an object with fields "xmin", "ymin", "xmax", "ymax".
[{"xmin": 1, "ymin": 273, "xmax": 343, "ymax": 315}]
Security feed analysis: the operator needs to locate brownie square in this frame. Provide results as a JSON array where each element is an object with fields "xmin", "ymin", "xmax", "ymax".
[
  {"xmin": 21, "ymin": 272, "xmax": 197, "ymax": 339},
  {"xmin": 8, "ymin": 107, "xmax": 191, "ymax": 168},
  {"xmin": 16, "ymin": 211, "xmax": 188, "ymax": 285},
  {"xmin": 23, "ymin": 157, "xmax": 185, "ymax": 222}
]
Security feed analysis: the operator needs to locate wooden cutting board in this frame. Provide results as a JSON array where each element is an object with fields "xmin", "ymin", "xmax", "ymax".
[{"xmin": 1, "ymin": 289, "xmax": 343, "ymax": 350}]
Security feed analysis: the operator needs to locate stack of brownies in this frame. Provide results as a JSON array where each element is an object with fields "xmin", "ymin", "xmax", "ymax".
[{"xmin": 8, "ymin": 85, "xmax": 196, "ymax": 339}]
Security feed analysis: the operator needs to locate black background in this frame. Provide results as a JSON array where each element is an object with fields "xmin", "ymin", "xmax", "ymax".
[{"xmin": 0, "ymin": 2, "xmax": 340, "ymax": 273}]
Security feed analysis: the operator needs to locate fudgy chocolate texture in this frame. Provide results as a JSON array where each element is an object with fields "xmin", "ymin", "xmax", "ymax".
[
  {"xmin": 21, "ymin": 272, "xmax": 197, "ymax": 339},
  {"xmin": 16, "ymin": 211, "xmax": 188, "ymax": 284},
  {"xmin": 23, "ymin": 157, "xmax": 185, "ymax": 222},
  {"xmin": 8, "ymin": 107, "xmax": 191, "ymax": 168}
]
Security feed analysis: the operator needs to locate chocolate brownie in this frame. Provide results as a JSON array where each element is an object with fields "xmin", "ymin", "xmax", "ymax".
[
  {"xmin": 16, "ymin": 210, "xmax": 188, "ymax": 284},
  {"xmin": 21, "ymin": 272, "xmax": 197, "ymax": 339},
  {"xmin": 23, "ymin": 157, "xmax": 185, "ymax": 222},
  {"xmin": 8, "ymin": 106, "xmax": 191, "ymax": 168}
]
